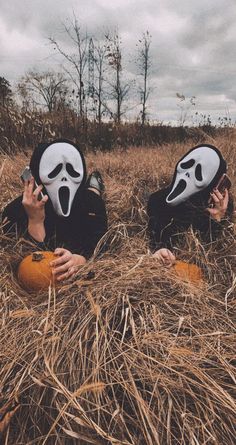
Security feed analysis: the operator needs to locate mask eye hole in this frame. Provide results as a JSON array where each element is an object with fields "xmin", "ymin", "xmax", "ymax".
[
  {"xmin": 66, "ymin": 163, "xmax": 81, "ymax": 178},
  {"xmin": 195, "ymin": 163, "xmax": 203, "ymax": 181},
  {"xmin": 180, "ymin": 159, "xmax": 195, "ymax": 169},
  {"xmin": 48, "ymin": 163, "xmax": 63, "ymax": 179}
]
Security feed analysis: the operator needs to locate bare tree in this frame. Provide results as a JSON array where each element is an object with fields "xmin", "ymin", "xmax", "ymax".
[
  {"xmin": 92, "ymin": 40, "xmax": 109, "ymax": 125},
  {"xmin": 136, "ymin": 31, "xmax": 152, "ymax": 125},
  {"xmin": 105, "ymin": 32, "xmax": 131, "ymax": 123},
  {"xmin": 17, "ymin": 80, "xmax": 33, "ymax": 111},
  {"xmin": 0, "ymin": 77, "xmax": 13, "ymax": 108},
  {"xmin": 49, "ymin": 15, "xmax": 88, "ymax": 117},
  {"xmin": 18, "ymin": 70, "xmax": 67, "ymax": 113}
]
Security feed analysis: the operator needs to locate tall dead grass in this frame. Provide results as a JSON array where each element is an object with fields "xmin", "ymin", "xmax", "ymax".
[{"xmin": 0, "ymin": 135, "xmax": 236, "ymax": 444}]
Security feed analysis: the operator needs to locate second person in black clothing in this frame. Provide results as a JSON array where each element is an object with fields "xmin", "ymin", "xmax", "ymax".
[
  {"xmin": 147, "ymin": 144, "xmax": 233, "ymax": 266},
  {"xmin": 2, "ymin": 139, "xmax": 107, "ymax": 282}
]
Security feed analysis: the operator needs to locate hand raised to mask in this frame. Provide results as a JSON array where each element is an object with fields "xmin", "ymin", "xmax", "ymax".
[
  {"xmin": 206, "ymin": 188, "xmax": 229, "ymax": 222},
  {"xmin": 22, "ymin": 177, "xmax": 48, "ymax": 223},
  {"xmin": 22, "ymin": 177, "xmax": 48, "ymax": 242}
]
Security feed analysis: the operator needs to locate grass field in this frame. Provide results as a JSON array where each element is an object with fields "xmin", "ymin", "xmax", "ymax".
[{"xmin": 0, "ymin": 134, "xmax": 236, "ymax": 444}]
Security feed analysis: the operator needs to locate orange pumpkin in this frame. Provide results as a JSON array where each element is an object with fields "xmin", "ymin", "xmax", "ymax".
[
  {"xmin": 18, "ymin": 251, "xmax": 56, "ymax": 291},
  {"xmin": 172, "ymin": 260, "xmax": 203, "ymax": 284}
]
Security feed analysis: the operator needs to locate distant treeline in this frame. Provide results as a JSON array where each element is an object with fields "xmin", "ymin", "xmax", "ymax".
[{"xmin": 0, "ymin": 105, "xmax": 228, "ymax": 155}]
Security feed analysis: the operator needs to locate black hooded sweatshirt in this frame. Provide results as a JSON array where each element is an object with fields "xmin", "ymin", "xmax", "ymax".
[
  {"xmin": 147, "ymin": 187, "xmax": 233, "ymax": 251},
  {"xmin": 2, "ymin": 140, "xmax": 107, "ymax": 259},
  {"xmin": 147, "ymin": 144, "xmax": 233, "ymax": 252}
]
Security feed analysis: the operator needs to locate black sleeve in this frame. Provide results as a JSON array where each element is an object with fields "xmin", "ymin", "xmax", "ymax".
[
  {"xmin": 147, "ymin": 190, "xmax": 175, "ymax": 251},
  {"xmin": 76, "ymin": 190, "xmax": 108, "ymax": 259},
  {"xmin": 147, "ymin": 191, "xmax": 235, "ymax": 251}
]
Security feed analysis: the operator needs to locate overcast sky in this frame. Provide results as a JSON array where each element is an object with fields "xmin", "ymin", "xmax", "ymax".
[{"xmin": 1, "ymin": 0, "xmax": 236, "ymax": 124}]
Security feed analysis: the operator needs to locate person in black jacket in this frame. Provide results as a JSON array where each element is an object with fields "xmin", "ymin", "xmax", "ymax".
[
  {"xmin": 147, "ymin": 144, "xmax": 233, "ymax": 266},
  {"xmin": 2, "ymin": 139, "xmax": 107, "ymax": 282}
]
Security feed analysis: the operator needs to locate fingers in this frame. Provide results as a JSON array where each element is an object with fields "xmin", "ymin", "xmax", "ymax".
[
  {"xmin": 211, "ymin": 188, "xmax": 228, "ymax": 205},
  {"xmin": 52, "ymin": 261, "xmax": 73, "ymax": 275},
  {"xmin": 40, "ymin": 194, "xmax": 48, "ymax": 205},
  {"xmin": 56, "ymin": 266, "xmax": 76, "ymax": 282},
  {"xmin": 23, "ymin": 180, "xmax": 47, "ymax": 206},
  {"xmin": 24, "ymin": 177, "xmax": 34, "ymax": 197},
  {"xmin": 153, "ymin": 248, "xmax": 176, "ymax": 266},
  {"xmin": 32, "ymin": 184, "xmax": 44, "ymax": 200},
  {"xmin": 50, "ymin": 250, "xmax": 78, "ymax": 281},
  {"xmin": 222, "ymin": 188, "xmax": 229, "ymax": 208},
  {"xmin": 54, "ymin": 247, "xmax": 67, "ymax": 256},
  {"xmin": 213, "ymin": 189, "xmax": 224, "ymax": 200},
  {"xmin": 162, "ymin": 249, "xmax": 175, "ymax": 260},
  {"xmin": 33, "ymin": 191, "xmax": 48, "ymax": 208},
  {"xmin": 51, "ymin": 255, "xmax": 70, "ymax": 268},
  {"xmin": 160, "ymin": 249, "xmax": 175, "ymax": 262},
  {"xmin": 210, "ymin": 191, "xmax": 222, "ymax": 205},
  {"xmin": 50, "ymin": 249, "xmax": 71, "ymax": 267},
  {"xmin": 207, "ymin": 187, "xmax": 229, "ymax": 221}
]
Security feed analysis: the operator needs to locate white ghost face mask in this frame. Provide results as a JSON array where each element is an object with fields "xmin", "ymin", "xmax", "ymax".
[
  {"xmin": 166, "ymin": 146, "xmax": 221, "ymax": 206},
  {"xmin": 39, "ymin": 142, "xmax": 85, "ymax": 217}
]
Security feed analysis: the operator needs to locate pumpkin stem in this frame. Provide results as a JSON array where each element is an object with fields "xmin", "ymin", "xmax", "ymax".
[{"xmin": 32, "ymin": 252, "xmax": 45, "ymax": 262}]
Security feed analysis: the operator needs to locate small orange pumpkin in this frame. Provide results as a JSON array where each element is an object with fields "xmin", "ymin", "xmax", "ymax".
[
  {"xmin": 173, "ymin": 260, "xmax": 203, "ymax": 284},
  {"xmin": 18, "ymin": 251, "xmax": 56, "ymax": 291}
]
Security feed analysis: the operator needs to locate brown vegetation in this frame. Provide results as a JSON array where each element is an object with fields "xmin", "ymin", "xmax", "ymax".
[
  {"xmin": 0, "ymin": 135, "xmax": 236, "ymax": 444},
  {"xmin": 0, "ymin": 104, "xmax": 232, "ymax": 155}
]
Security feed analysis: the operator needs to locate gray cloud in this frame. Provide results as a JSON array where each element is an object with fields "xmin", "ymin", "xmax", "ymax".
[{"xmin": 0, "ymin": 0, "xmax": 236, "ymax": 123}]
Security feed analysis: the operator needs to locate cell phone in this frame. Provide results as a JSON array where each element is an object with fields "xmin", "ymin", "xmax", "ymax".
[
  {"xmin": 215, "ymin": 173, "xmax": 231, "ymax": 193},
  {"xmin": 20, "ymin": 166, "xmax": 33, "ymax": 183},
  {"xmin": 20, "ymin": 166, "xmax": 44, "ymax": 200}
]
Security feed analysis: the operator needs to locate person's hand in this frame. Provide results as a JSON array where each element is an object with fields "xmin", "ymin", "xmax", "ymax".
[
  {"xmin": 50, "ymin": 248, "xmax": 86, "ymax": 282},
  {"xmin": 22, "ymin": 177, "xmax": 48, "ymax": 241},
  {"xmin": 22, "ymin": 177, "xmax": 48, "ymax": 223},
  {"xmin": 206, "ymin": 188, "xmax": 229, "ymax": 222},
  {"xmin": 153, "ymin": 248, "xmax": 176, "ymax": 267}
]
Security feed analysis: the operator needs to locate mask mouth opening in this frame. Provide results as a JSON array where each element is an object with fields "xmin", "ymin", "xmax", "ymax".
[
  {"xmin": 59, "ymin": 186, "xmax": 70, "ymax": 215},
  {"xmin": 167, "ymin": 179, "xmax": 187, "ymax": 202}
]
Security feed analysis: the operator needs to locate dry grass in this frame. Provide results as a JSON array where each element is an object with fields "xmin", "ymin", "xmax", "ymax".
[{"xmin": 0, "ymin": 135, "xmax": 236, "ymax": 444}]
